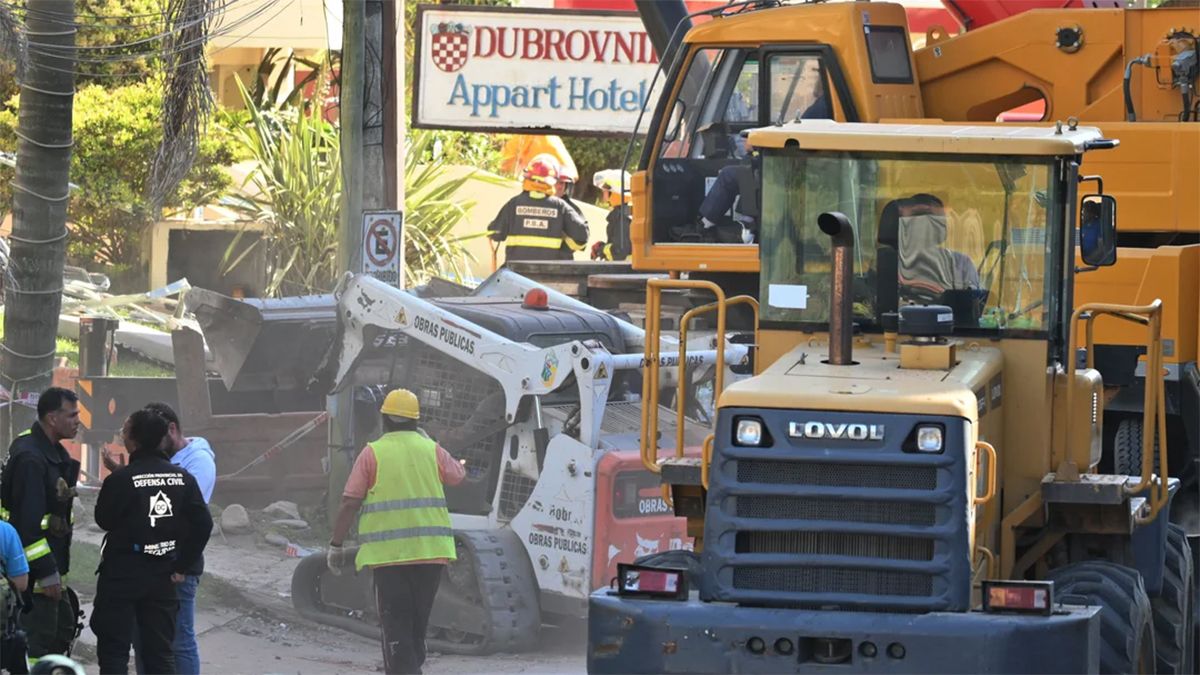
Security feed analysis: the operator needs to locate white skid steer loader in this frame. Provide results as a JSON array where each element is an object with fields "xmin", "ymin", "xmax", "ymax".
[{"xmin": 286, "ymin": 271, "xmax": 748, "ymax": 654}]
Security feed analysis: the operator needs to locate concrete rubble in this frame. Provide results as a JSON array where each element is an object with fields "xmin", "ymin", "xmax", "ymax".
[{"xmin": 219, "ymin": 504, "xmax": 252, "ymax": 533}]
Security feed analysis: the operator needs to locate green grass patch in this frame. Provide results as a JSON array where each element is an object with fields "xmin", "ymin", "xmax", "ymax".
[
  {"xmin": 110, "ymin": 352, "xmax": 173, "ymax": 378},
  {"xmin": 0, "ymin": 313, "xmax": 174, "ymax": 377}
]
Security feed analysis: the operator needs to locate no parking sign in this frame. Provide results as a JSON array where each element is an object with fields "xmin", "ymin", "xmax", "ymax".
[{"xmin": 362, "ymin": 210, "xmax": 404, "ymax": 287}]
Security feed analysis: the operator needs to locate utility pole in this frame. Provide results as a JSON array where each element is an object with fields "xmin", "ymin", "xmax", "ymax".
[
  {"xmin": 1, "ymin": 0, "xmax": 75, "ymax": 452},
  {"xmin": 328, "ymin": 0, "xmax": 404, "ymax": 519}
]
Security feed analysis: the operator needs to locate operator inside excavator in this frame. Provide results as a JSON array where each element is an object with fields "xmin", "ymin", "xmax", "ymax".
[{"xmin": 659, "ymin": 50, "xmax": 832, "ymax": 245}]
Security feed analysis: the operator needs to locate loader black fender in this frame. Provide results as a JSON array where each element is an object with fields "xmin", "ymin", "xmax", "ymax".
[
  {"xmin": 1150, "ymin": 524, "xmax": 1196, "ymax": 674},
  {"xmin": 1048, "ymin": 561, "xmax": 1155, "ymax": 674},
  {"xmin": 426, "ymin": 529, "xmax": 541, "ymax": 655}
]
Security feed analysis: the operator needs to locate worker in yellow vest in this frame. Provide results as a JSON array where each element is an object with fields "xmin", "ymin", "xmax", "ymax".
[{"xmin": 326, "ymin": 389, "xmax": 465, "ymax": 675}]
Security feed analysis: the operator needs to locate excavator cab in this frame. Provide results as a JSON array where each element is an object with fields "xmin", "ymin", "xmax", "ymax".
[{"xmin": 630, "ymin": 2, "xmax": 923, "ymax": 273}]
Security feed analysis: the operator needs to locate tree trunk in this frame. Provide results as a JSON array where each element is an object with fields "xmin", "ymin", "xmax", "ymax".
[{"xmin": 1, "ymin": 0, "xmax": 75, "ymax": 452}]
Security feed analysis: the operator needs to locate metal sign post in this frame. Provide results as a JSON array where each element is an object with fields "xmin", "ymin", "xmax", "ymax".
[{"xmin": 361, "ymin": 210, "xmax": 404, "ymax": 288}]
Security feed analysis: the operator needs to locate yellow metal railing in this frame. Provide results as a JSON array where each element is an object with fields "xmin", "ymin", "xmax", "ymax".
[
  {"xmin": 641, "ymin": 280, "xmax": 759, "ymax": 475},
  {"xmin": 1066, "ymin": 300, "xmax": 1168, "ymax": 525},
  {"xmin": 974, "ymin": 441, "xmax": 998, "ymax": 507},
  {"xmin": 701, "ymin": 434, "xmax": 715, "ymax": 489},
  {"xmin": 677, "ymin": 296, "xmax": 759, "ymax": 461},
  {"xmin": 642, "ymin": 279, "xmax": 723, "ymax": 472},
  {"xmin": 972, "ymin": 440, "xmax": 998, "ymax": 581}
]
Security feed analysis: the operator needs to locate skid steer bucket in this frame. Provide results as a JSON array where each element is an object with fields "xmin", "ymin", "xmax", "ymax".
[{"xmin": 185, "ymin": 288, "xmax": 338, "ymax": 393}]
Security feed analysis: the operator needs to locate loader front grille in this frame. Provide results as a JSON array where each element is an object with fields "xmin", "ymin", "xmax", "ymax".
[
  {"xmin": 734, "ymin": 531, "xmax": 935, "ymax": 561},
  {"xmin": 736, "ymin": 460, "xmax": 936, "ymax": 491},
  {"xmin": 732, "ymin": 566, "xmax": 934, "ymax": 598},
  {"xmin": 702, "ymin": 410, "xmax": 971, "ymax": 612},
  {"xmin": 736, "ymin": 495, "xmax": 936, "ymax": 526}
]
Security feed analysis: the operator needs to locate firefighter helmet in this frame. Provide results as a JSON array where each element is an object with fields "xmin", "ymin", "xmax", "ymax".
[
  {"xmin": 522, "ymin": 154, "xmax": 560, "ymax": 195},
  {"xmin": 593, "ymin": 169, "xmax": 632, "ymax": 207}
]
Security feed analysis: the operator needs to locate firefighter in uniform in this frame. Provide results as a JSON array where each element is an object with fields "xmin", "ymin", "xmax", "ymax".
[
  {"xmin": 327, "ymin": 388, "xmax": 465, "ymax": 675},
  {"xmin": 90, "ymin": 408, "xmax": 213, "ymax": 674},
  {"xmin": 590, "ymin": 169, "xmax": 633, "ymax": 262},
  {"xmin": 0, "ymin": 387, "xmax": 83, "ymax": 669},
  {"xmin": 488, "ymin": 154, "xmax": 590, "ymax": 263}
]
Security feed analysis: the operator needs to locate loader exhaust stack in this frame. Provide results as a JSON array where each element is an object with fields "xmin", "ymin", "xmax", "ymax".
[{"xmin": 819, "ymin": 211, "xmax": 855, "ymax": 366}]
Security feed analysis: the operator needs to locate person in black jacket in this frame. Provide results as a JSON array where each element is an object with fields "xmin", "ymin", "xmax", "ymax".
[
  {"xmin": 0, "ymin": 387, "xmax": 82, "ymax": 668},
  {"xmin": 89, "ymin": 409, "xmax": 212, "ymax": 675},
  {"xmin": 488, "ymin": 154, "xmax": 590, "ymax": 263},
  {"xmin": 589, "ymin": 169, "xmax": 633, "ymax": 262}
]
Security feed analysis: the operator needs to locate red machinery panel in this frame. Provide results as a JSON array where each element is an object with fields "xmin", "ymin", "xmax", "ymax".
[{"xmin": 941, "ymin": 0, "xmax": 1123, "ymax": 31}]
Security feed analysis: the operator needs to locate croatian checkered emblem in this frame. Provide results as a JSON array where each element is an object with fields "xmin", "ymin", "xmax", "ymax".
[{"xmin": 431, "ymin": 22, "xmax": 471, "ymax": 73}]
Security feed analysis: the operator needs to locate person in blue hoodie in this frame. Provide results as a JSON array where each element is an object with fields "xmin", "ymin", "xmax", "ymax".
[{"xmin": 103, "ymin": 403, "xmax": 214, "ymax": 675}]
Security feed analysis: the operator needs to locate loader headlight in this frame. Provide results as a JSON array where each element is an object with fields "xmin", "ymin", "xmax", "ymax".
[
  {"xmin": 915, "ymin": 425, "xmax": 944, "ymax": 453},
  {"xmin": 735, "ymin": 418, "xmax": 764, "ymax": 446}
]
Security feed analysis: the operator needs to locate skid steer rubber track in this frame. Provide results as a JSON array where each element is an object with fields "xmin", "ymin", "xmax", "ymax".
[{"xmin": 426, "ymin": 529, "xmax": 542, "ymax": 655}]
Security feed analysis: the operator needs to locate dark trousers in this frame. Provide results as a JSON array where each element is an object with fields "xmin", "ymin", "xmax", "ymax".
[
  {"xmin": 23, "ymin": 590, "xmax": 76, "ymax": 661},
  {"xmin": 374, "ymin": 564, "xmax": 443, "ymax": 675},
  {"xmin": 89, "ymin": 574, "xmax": 178, "ymax": 675}
]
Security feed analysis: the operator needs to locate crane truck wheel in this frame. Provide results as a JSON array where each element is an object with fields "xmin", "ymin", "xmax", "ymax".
[
  {"xmin": 426, "ymin": 529, "xmax": 541, "ymax": 656},
  {"xmin": 1048, "ymin": 561, "xmax": 1155, "ymax": 674},
  {"xmin": 1114, "ymin": 418, "xmax": 1159, "ymax": 476},
  {"xmin": 1150, "ymin": 524, "xmax": 1196, "ymax": 674}
]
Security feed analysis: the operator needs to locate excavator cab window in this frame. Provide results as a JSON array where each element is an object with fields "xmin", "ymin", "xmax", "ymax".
[
  {"xmin": 864, "ymin": 26, "xmax": 913, "ymax": 84},
  {"xmin": 652, "ymin": 46, "xmax": 835, "ymax": 244}
]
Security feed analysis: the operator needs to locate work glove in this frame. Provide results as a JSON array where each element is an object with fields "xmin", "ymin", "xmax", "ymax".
[
  {"xmin": 590, "ymin": 241, "xmax": 607, "ymax": 261},
  {"xmin": 326, "ymin": 543, "xmax": 347, "ymax": 576}
]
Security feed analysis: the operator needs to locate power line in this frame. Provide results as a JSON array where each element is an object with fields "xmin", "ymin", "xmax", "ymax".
[
  {"xmin": 18, "ymin": 0, "xmax": 284, "ymax": 58},
  {"xmin": 10, "ymin": 0, "xmax": 292, "ymax": 80}
]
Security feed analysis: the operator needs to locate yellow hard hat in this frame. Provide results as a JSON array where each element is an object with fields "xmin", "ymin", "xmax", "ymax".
[{"xmin": 380, "ymin": 388, "xmax": 420, "ymax": 420}]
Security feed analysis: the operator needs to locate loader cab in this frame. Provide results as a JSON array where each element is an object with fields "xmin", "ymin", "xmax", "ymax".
[
  {"xmin": 747, "ymin": 121, "xmax": 1112, "ymax": 368},
  {"xmin": 630, "ymin": 1, "xmax": 924, "ymax": 274}
]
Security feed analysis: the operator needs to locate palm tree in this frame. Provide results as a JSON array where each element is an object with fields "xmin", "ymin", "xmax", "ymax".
[{"xmin": 1, "ymin": 0, "xmax": 74, "ymax": 449}]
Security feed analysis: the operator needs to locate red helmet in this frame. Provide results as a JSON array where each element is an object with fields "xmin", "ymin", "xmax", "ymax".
[{"xmin": 522, "ymin": 154, "xmax": 561, "ymax": 194}]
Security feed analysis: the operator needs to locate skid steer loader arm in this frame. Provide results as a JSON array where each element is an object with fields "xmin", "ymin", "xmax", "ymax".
[{"xmin": 324, "ymin": 273, "xmax": 588, "ymax": 424}]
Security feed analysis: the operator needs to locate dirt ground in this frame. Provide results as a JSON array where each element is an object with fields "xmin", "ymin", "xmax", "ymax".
[{"xmin": 69, "ymin": 506, "xmax": 587, "ymax": 674}]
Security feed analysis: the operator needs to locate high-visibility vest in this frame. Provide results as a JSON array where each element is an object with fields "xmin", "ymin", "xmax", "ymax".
[{"xmin": 355, "ymin": 431, "xmax": 456, "ymax": 570}]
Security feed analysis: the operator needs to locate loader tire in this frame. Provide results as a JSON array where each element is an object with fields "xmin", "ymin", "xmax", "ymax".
[
  {"xmin": 426, "ymin": 529, "xmax": 541, "ymax": 655},
  {"xmin": 1150, "ymin": 524, "xmax": 1195, "ymax": 674},
  {"xmin": 1115, "ymin": 418, "xmax": 1159, "ymax": 477},
  {"xmin": 1048, "ymin": 561, "xmax": 1155, "ymax": 674}
]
